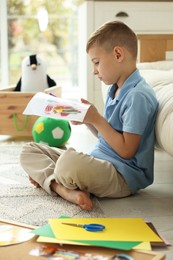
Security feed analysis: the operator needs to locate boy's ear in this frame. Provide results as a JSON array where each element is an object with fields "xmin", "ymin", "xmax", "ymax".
[{"xmin": 113, "ymin": 47, "xmax": 124, "ymax": 61}]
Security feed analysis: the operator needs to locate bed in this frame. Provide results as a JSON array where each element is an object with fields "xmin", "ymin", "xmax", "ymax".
[{"xmin": 137, "ymin": 34, "xmax": 173, "ymax": 157}]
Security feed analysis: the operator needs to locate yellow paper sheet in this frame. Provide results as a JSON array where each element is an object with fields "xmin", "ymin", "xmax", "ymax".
[
  {"xmin": 133, "ymin": 241, "xmax": 151, "ymax": 251},
  {"xmin": 49, "ymin": 218, "xmax": 162, "ymax": 243},
  {"xmin": 37, "ymin": 236, "xmax": 88, "ymax": 246}
]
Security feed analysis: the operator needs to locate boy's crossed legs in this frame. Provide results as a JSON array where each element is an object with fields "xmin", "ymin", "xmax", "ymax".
[{"xmin": 20, "ymin": 143, "xmax": 131, "ymax": 211}]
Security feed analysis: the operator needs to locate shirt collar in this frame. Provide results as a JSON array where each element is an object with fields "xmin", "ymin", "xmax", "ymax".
[{"xmin": 108, "ymin": 69, "xmax": 141, "ymax": 101}]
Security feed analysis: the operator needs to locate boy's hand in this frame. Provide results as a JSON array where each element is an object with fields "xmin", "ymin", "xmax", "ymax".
[
  {"xmin": 70, "ymin": 98, "xmax": 90, "ymax": 125},
  {"xmin": 81, "ymin": 98, "xmax": 100, "ymax": 125}
]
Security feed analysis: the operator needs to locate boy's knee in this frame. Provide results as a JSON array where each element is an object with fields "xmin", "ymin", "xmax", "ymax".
[
  {"xmin": 20, "ymin": 143, "xmax": 31, "ymax": 161},
  {"xmin": 54, "ymin": 148, "xmax": 84, "ymax": 188},
  {"xmin": 20, "ymin": 142, "xmax": 38, "ymax": 166},
  {"xmin": 55, "ymin": 148, "xmax": 78, "ymax": 175}
]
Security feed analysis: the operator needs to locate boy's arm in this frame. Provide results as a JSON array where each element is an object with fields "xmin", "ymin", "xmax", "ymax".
[
  {"xmin": 85, "ymin": 123, "xmax": 98, "ymax": 138},
  {"xmin": 84, "ymin": 104, "xmax": 141, "ymax": 160}
]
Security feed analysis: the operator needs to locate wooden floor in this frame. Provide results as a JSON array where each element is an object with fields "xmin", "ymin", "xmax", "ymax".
[{"xmin": 1, "ymin": 124, "xmax": 173, "ymax": 259}]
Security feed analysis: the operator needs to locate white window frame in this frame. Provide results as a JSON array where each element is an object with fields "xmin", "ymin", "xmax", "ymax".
[
  {"xmin": 0, "ymin": 0, "xmax": 9, "ymax": 87},
  {"xmin": 0, "ymin": 0, "xmax": 80, "ymax": 100}
]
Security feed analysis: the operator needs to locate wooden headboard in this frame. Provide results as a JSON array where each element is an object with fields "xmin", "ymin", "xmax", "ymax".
[{"xmin": 137, "ymin": 34, "xmax": 173, "ymax": 62}]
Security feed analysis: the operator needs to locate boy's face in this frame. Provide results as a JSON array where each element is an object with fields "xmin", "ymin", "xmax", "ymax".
[{"xmin": 88, "ymin": 45, "xmax": 121, "ymax": 85}]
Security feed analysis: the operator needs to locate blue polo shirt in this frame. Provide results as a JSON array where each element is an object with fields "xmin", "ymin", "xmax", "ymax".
[{"xmin": 89, "ymin": 69, "xmax": 158, "ymax": 193}]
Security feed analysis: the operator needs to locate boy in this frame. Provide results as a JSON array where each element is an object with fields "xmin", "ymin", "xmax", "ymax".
[{"xmin": 20, "ymin": 21, "xmax": 158, "ymax": 211}]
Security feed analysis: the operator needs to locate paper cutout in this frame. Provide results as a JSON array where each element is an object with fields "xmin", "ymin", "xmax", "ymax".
[{"xmin": 23, "ymin": 92, "xmax": 90, "ymax": 122}]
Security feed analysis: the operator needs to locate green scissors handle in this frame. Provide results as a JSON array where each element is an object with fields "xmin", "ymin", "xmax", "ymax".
[{"xmin": 62, "ymin": 223, "xmax": 105, "ymax": 232}]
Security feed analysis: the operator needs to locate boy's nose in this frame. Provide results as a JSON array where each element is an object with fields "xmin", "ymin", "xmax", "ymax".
[{"xmin": 93, "ymin": 68, "xmax": 98, "ymax": 75}]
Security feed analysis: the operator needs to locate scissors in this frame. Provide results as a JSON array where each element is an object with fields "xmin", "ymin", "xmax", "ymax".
[{"xmin": 62, "ymin": 223, "xmax": 105, "ymax": 232}]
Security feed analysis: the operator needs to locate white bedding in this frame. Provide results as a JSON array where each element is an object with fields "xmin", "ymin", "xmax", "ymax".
[{"xmin": 138, "ymin": 61, "xmax": 173, "ymax": 157}]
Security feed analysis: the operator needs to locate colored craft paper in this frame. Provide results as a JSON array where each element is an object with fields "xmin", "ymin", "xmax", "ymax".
[
  {"xmin": 31, "ymin": 224, "xmax": 54, "ymax": 238},
  {"xmin": 49, "ymin": 218, "xmax": 162, "ymax": 243},
  {"xmin": 31, "ymin": 216, "xmax": 71, "ymax": 238},
  {"xmin": 73, "ymin": 240, "xmax": 141, "ymax": 250},
  {"xmin": 74, "ymin": 240, "xmax": 151, "ymax": 251},
  {"xmin": 37, "ymin": 236, "xmax": 60, "ymax": 243},
  {"xmin": 147, "ymin": 222, "xmax": 169, "ymax": 247},
  {"xmin": 31, "ymin": 217, "xmax": 161, "ymax": 251},
  {"xmin": 32, "ymin": 224, "xmax": 88, "ymax": 246},
  {"xmin": 37, "ymin": 236, "xmax": 88, "ymax": 246},
  {"xmin": 133, "ymin": 242, "xmax": 151, "ymax": 251},
  {"xmin": 32, "ymin": 222, "xmax": 141, "ymax": 250}
]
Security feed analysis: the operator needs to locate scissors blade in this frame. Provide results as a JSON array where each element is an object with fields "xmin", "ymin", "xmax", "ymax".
[{"xmin": 62, "ymin": 223, "xmax": 83, "ymax": 228}]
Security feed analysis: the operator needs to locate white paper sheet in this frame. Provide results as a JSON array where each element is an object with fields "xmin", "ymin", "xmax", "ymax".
[{"xmin": 23, "ymin": 92, "xmax": 90, "ymax": 122}]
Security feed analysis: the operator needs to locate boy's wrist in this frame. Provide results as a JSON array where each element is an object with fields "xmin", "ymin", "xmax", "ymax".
[{"xmin": 92, "ymin": 113, "xmax": 105, "ymax": 129}]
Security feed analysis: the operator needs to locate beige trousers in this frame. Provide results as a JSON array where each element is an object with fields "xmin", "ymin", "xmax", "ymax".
[{"xmin": 20, "ymin": 142, "xmax": 131, "ymax": 198}]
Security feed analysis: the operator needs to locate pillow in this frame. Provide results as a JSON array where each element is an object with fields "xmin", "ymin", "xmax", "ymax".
[
  {"xmin": 137, "ymin": 60, "xmax": 173, "ymax": 71},
  {"xmin": 154, "ymin": 83, "xmax": 173, "ymax": 157},
  {"xmin": 139, "ymin": 69, "xmax": 173, "ymax": 88},
  {"xmin": 140, "ymin": 69, "xmax": 173, "ymax": 156}
]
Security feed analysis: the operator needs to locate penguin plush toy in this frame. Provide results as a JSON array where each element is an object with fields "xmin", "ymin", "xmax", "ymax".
[{"xmin": 14, "ymin": 54, "xmax": 56, "ymax": 92}]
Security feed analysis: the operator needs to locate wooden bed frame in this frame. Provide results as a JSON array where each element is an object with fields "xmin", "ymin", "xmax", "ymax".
[{"xmin": 137, "ymin": 34, "xmax": 173, "ymax": 62}]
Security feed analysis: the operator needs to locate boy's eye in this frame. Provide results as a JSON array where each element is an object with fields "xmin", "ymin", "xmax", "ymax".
[{"xmin": 94, "ymin": 62, "xmax": 99, "ymax": 65}]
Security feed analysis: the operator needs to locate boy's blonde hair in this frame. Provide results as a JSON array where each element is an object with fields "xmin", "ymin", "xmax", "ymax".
[{"xmin": 86, "ymin": 21, "xmax": 137, "ymax": 59}]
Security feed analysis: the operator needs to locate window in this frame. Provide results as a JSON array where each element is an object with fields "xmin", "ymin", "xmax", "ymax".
[{"xmin": 0, "ymin": 0, "xmax": 83, "ymax": 99}]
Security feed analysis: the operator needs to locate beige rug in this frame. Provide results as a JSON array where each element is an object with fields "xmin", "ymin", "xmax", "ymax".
[{"xmin": 0, "ymin": 142, "xmax": 105, "ymax": 226}]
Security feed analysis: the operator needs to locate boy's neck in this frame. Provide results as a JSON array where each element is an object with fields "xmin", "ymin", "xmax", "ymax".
[{"xmin": 117, "ymin": 62, "xmax": 137, "ymax": 89}]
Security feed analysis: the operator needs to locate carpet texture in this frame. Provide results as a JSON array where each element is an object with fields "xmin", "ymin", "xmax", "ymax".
[{"xmin": 0, "ymin": 143, "xmax": 105, "ymax": 226}]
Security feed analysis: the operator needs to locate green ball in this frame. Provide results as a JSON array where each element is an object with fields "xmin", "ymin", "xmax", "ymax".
[{"xmin": 32, "ymin": 117, "xmax": 71, "ymax": 147}]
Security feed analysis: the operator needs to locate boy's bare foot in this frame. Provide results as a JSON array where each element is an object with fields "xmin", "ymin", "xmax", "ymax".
[
  {"xmin": 51, "ymin": 181, "xmax": 93, "ymax": 211},
  {"xmin": 28, "ymin": 177, "xmax": 93, "ymax": 211},
  {"xmin": 29, "ymin": 176, "xmax": 41, "ymax": 188}
]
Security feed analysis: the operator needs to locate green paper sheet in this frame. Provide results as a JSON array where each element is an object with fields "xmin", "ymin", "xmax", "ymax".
[
  {"xmin": 31, "ymin": 216, "xmax": 70, "ymax": 237},
  {"xmin": 31, "ymin": 223, "xmax": 54, "ymax": 238},
  {"xmin": 74, "ymin": 240, "xmax": 141, "ymax": 250}
]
